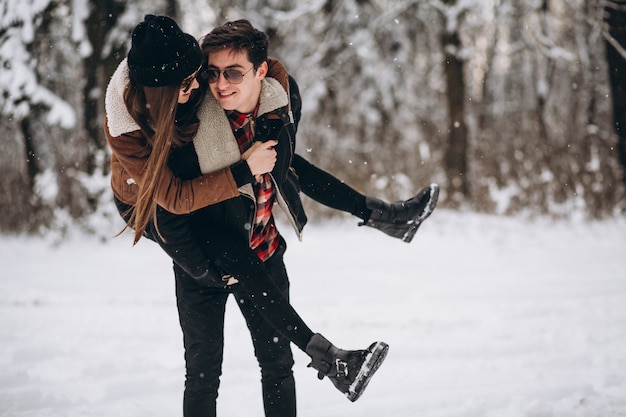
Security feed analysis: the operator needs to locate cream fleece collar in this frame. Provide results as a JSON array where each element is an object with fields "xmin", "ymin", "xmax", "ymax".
[
  {"xmin": 193, "ymin": 77, "xmax": 288, "ymax": 175},
  {"xmin": 105, "ymin": 59, "xmax": 141, "ymax": 137}
]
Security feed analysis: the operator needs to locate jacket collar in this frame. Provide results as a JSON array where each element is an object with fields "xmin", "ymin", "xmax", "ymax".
[
  {"xmin": 193, "ymin": 77, "xmax": 288, "ymax": 175},
  {"xmin": 105, "ymin": 59, "xmax": 141, "ymax": 137},
  {"xmin": 258, "ymin": 77, "xmax": 289, "ymax": 117}
]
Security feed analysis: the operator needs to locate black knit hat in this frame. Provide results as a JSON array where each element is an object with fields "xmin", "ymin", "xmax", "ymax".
[{"xmin": 127, "ymin": 14, "xmax": 202, "ymax": 87}]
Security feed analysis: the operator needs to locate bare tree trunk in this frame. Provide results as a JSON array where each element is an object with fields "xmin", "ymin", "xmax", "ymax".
[
  {"xmin": 83, "ymin": 1, "xmax": 126, "ymax": 176},
  {"xmin": 604, "ymin": 0, "xmax": 626, "ymax": 187},
  {"xmin": 440, "ymin": 1, "xmax": 470, "ymax": 205}
]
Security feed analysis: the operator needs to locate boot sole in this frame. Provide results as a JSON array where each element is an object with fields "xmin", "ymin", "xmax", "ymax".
[
  {"xmin": 401, "ymin": 183, "xmax": 439, "ymax": 243},
  {"xmin": 346, "ymin": 341, "xmax": 389, "ymax": 402}
]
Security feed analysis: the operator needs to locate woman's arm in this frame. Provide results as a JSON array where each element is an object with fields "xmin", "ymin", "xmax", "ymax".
[{"xmin": 106, "ymin": 120, "xmax": 240, "ymax": 214}]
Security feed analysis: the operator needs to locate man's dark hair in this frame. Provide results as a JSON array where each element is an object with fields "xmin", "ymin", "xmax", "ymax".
[{"xmin": 200, "ymin": 19, "xmax": 269, "ymax": 69}]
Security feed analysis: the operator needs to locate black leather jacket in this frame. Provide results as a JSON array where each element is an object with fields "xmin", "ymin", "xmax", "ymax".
[{"xmin": 252, "ymin": 76, "xmax": 307, "ymax": 238}]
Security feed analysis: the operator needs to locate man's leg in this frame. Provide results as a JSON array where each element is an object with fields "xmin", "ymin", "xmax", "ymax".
[
  {"xmin": 233, "ymin": 238, "xmax": 296, "ymax": 417},
  {"xmin": 175, "ymin": 263, "xmax": 230, "ymax": 417}
]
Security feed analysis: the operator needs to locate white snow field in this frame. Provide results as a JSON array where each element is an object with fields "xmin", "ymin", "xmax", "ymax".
[{"xmin": 1, "ymin": 210, "xmax": 625, "ymax": 417}]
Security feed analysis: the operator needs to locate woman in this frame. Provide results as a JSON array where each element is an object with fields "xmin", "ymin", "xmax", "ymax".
[{"xmin": 104, "ymin": 15, "xmax": 388, "ymax": 417}]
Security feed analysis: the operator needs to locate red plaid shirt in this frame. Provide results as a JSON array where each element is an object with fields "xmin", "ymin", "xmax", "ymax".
[{"xmin": 227, "ymin": 109, "xmax": 279, "ymax": 262}]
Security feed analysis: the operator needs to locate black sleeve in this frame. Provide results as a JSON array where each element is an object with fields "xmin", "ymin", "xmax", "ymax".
[
  {"xmin": 288, "ymin": 75, "xmax": 302, "ymax": 133},
  {"xmin": 168, "ymin": 143, "xmax": 202, "ymax": 180},
  {"xmin": 230, "ymin": 160, "xmax": 255, "ymax": 187},
  {"xmin": 168, "ymin": 142, "xmax": 254, "ymax": 187}
]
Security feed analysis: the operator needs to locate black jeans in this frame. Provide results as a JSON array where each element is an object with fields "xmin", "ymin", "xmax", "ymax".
[
  {"xmin": 114, "ymin": 198, "xmax": 315, "ymax": 416},
  {"xmin": 176, "ymin": 238, "xmax": 296, "ymax": 417}
]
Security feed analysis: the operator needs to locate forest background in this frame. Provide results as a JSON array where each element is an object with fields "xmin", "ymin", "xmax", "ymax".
[{"xmin": 1, "ymin": 0, "xmax": 625, "ymax": 236}]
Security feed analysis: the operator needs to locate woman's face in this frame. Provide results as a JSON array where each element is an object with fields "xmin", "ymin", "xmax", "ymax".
[{"xmin": 177, "ymin": 71, "xmax": 201, "ymax": 104}]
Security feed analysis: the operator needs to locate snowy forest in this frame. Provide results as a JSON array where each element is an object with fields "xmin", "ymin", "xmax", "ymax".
[{"xmin": 1, "ymin": 0, "xmax": 625, "ymax": 235}]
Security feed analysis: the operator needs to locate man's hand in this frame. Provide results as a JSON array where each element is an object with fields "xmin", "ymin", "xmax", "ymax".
[{"xmin": 243, "ymin": 140, "xmax": 278, "ymax": 178}]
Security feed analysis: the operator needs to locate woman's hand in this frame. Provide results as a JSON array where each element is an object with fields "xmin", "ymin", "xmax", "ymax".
[{"xmin": 243, "ymin": 140, "xmax": 278, "ymax": 180}]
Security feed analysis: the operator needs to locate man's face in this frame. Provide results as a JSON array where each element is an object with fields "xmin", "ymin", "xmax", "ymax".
[{"xmin": 207, "ymin": 48, "xmax": 267, "ymax": 114}]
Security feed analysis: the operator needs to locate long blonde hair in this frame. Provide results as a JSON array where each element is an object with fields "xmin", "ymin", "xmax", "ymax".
[{"xmin": 123, "ymin": 80, "xmax": 202, "ymax": 244}]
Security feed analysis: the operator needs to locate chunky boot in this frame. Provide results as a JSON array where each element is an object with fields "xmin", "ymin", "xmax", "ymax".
[
  {"xmin": 305, "ymin": 333, "xmax": 389, "ymax": 402},
  {"xmin": 360, "ymin": 183, "xmax": 439, "ymax": 243}
]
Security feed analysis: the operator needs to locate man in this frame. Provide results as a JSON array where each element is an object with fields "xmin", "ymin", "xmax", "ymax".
[{"xmin": 164, "ymin": 19, "xmax": 437, "ymax": 417}]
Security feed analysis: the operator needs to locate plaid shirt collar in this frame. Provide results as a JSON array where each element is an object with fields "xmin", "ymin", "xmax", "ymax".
[{"xmin": 226, "ymin": 102, "xmax": 259, "ymax": 129}]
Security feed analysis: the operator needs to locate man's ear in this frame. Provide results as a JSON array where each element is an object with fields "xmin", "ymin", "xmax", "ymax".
[{"xmin": 256, "ymin": 61, "xmax": 268, "ymax": 80}]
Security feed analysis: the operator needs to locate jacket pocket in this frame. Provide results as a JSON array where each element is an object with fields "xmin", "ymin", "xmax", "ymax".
[{"xmin": 112, "ymin": 163, "xmax": 139, "ymax": 204}]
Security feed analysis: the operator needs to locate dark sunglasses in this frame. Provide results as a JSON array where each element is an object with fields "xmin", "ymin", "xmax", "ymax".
[
  {"xmin": 205, "ymin": 67, "xmax": 254, "ymax": 84},
  {"xmin": 181, "ymin": 67, "xmax": 202, "ymax": 93}
]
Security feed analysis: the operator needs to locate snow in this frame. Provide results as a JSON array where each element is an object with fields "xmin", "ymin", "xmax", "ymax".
[
  {"xmin": 0, "ymin": 0, "xmax": 77, "ymax": 128},
  {"xmin": 1, "ymin": 210, "xmax": 626, "ymax": 417}
]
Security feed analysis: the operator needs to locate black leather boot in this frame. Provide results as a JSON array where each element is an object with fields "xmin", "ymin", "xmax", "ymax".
[
  {"xmin": 360, "ymin": 183, "xmax": 439, "ymax": 243},
  {"xmin": 305, "ymin": 333, "xmax": 389, "ymax": 402}
]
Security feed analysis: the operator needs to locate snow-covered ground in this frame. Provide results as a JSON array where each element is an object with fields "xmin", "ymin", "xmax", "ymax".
[{"xmin": 1, "ymin": 210, "xmax": 626, "ymax": 417}]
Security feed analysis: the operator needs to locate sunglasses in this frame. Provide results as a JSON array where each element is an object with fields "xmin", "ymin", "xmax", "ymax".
[
  {"xmin": 181, "ymin": 67, "xmax": 202, "ymax": 93},
  {"xmin": 205, "ymin": 67, "xmax": 254, "ymax": 84}
]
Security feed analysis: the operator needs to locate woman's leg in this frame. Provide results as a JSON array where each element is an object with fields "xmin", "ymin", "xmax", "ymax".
[
  {"xmin": 292, "ymin": 154, "xmax": 369, "ymax": 219},
  {"xmin": 292, "ymin": 154, "xmax": 439, "ymax": 243},
  {"xmin": 115, "ymin": 197, "xmax": 221, "ymax": 282}
]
